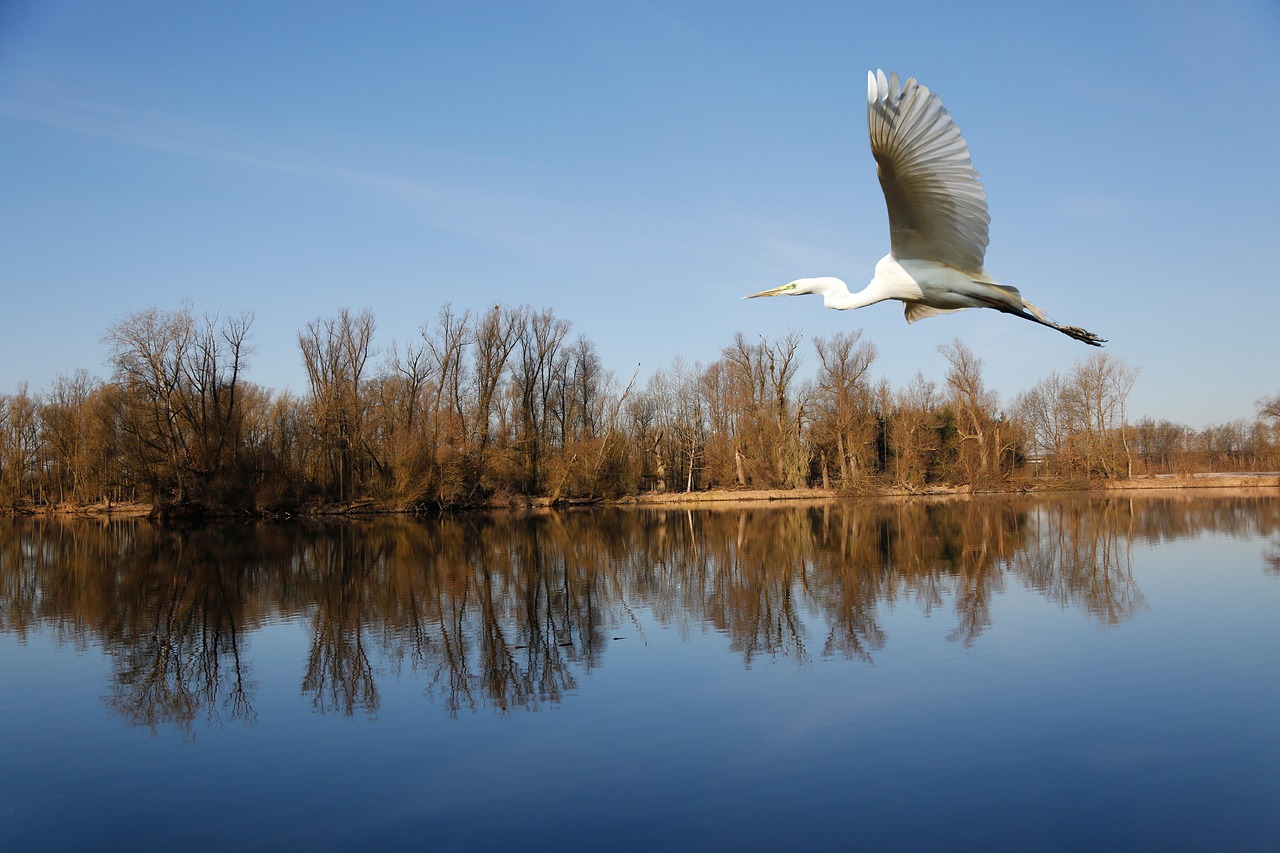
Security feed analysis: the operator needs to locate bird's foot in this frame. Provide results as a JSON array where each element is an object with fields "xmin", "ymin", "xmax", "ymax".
[{"xmin": 1060, "ymin": 325, "xmax": 1106, "ymax": 347}]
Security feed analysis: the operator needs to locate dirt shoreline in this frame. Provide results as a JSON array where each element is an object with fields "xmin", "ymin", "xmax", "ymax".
[
  {"xmin": 617, "ymin": 473, "xmax": 1280, "ymax": 506},
  {"xmin": 10, "ymin": 473, "xmax": 1278, "ymax": 518}
]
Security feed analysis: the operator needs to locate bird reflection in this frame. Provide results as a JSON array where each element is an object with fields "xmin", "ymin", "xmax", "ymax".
[{"xmin": 1, "ymin": 494, "xmax": 1277, "ymax": 728}]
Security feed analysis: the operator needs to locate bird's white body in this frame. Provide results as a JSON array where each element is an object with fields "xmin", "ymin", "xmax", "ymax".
[
  {"xmin": 809, "ymin": 255, "xmax": 1029, "ymax": 314},
  {"xmin": 745, "ymin": 70, "xmax": 1104, "ymax": 347},
  {"xmin": 809, "ymin": 256, "xmax": 991, "ymax": 310}
]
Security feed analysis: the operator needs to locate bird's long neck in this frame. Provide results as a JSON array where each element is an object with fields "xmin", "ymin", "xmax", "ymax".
[{"xmin": 822, "ymin": 279, "xmax": 890, "ymax": 311}]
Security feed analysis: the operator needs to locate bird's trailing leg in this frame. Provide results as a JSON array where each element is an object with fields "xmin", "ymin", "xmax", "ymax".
[{"xmin": 1006, "ymin": 298, "xmax": 1106, "ymax": 347}]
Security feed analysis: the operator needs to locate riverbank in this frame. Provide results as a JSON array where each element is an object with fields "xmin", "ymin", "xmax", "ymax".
[
  {"xmin": 616, "ymin": 473, "xmax": 1280, "ymax": 507},
  {"xmin": 15, "ymin": 501, "xmax": 155, "ymax": 518},
  {"xmin": 9, "ymin": 472, "xmax": 1277, "ymax": 518}
]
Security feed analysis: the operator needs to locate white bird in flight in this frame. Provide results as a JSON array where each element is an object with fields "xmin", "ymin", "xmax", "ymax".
[{"xmin": 745, "ymin": 69, "xmax": 1104, "ymax": 347}]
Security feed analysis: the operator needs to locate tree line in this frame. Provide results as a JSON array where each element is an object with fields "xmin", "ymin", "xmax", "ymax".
[{"xmin": 1, "ymin": 300, "xmax": 1278, "ymax": 513}]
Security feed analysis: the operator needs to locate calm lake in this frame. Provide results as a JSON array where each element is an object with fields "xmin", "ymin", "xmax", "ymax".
[{"xmin": 2, "ymin": 493, "xmax": 1278, "ymax": 850}]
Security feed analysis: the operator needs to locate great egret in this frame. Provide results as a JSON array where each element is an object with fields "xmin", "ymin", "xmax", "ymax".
[{"xmin": 745, "ymin": 69, "xmax": 1104, "ymax": 347}]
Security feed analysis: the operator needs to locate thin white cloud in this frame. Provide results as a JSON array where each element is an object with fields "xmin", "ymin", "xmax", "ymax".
[
  {"xmin": 1052, "ymin": 190, "xmax": 1144, "ymax": 222},
  {"xmin": 0, "ymin": 87, "xmax": 579, "ymax": 255}
]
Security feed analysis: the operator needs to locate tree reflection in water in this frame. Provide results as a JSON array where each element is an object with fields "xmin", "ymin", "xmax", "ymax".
[{"xmin": 1, "ymin": 494, "xmax": 1277, "ymax": 727}]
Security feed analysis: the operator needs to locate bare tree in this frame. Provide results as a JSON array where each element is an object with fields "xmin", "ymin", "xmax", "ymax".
[
  {"xmin": 1131, "ymin": 417, "xmax": 1184, "ymax": 475},
  {"xmin": 383, "ymin": 339, "xmax": 431, "ymax": 433},
  {"xmin": 40, "ymin": 370, "xmax": 100, "ymax": 503},
  {"xmin": 469, "ymin": 306, "xmax": 522, "ymax": 493},
  {"xmin": 366, "ymin": 339, "xmax": 434, "ymax": 502},
  {"xmin": 812, "ymin": 330, "xmax": 878, "ymax": 488},
  {"xmin": 103, "ymin": 304, "xmax": 254, "ymax": 509},
  {"xmin": 298, "ymin": 308, "xmax": 376, "ymax": 501},
  {"xmin": 938, "ymin": 339, "xmax": 1000, "ymax": 485},
  {"xmin": 421, "ymin": 304, "xmax": 472, "ymax": 504},
  {"xmin": 0, "ymin": 385, "xmax": 41, "ymax": 506},
  {"xmin": 1068, "ymin": 353, "xmax": 1139, "ymax": 478},
  {"xmin": 511, "ymin": 306, "xmax": 571, "ymax": 493},
  {"xmin": 886, "ymin": 372, "xmax": 939, "ymax": 487},
  {"xmin": 1013, "ymin": 353, "xmax": 1139, "ymax": 479},
  {"xmin": 1257, "ymin": 392, "xmax": 1280, "ymax": 423},
  {"xmin": 722, "ymin": 332, "xmax": 805, "ymax": 487}
]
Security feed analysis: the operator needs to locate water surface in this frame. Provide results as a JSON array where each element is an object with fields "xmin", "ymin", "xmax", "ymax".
[{"xmin": 3, "ymin": 494, "xmax": 1278, "ymax": 850}]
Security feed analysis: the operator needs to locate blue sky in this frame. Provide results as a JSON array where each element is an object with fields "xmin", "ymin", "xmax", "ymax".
[{"xmin": 2, "ymin": 0, "xmax": 1278, "ymax": 427}]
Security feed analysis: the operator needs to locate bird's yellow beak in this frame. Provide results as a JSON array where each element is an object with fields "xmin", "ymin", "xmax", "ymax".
[{"xmin": 741, "ymin": 283, "xmax": 796, "ymax": 299}]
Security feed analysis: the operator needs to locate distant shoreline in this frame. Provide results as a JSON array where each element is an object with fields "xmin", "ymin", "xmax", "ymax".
[
  {"xmin": 614, "ymin": 473, "xmax": 1280, "ymax": 507},
  {"xmin": 8, "ymin": 473, "xmax": 1278, "ymax": 519}
]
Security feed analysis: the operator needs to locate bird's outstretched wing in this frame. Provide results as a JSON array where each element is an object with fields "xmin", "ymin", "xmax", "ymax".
[{"xmin": 867, "ymin": 69, "xmax": 990, "ymax": 273}]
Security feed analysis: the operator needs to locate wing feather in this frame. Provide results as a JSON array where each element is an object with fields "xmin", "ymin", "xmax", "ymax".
[
  {"xmin": 867, "ymin": 70, "xmax": 990, "ymax": 272},
  {"xmin": 904, "ymin": 303, "xmax": 967, "ymax": 323}
]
